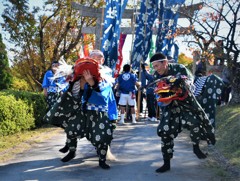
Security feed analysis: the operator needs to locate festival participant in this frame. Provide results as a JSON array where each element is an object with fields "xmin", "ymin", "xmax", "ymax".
[
  {"xmin": 42, "ymin": 61, "xmax": 68, "ymax": 111},
  {"xmin": 58, "ymin": 50, "xmax": 117, "ymax": 161},
  {"xmin": 150, "ymin": 52, "xmax": 221, "ymax": 173},
  {"xmin": 141, "ymin": 63, "xmax": 158, "ymax": 122},
  {"xmin": 44, "ymin": 57, "xmax": 117, "ymax": 169},
  {"xmin": 116, "ymin": 64, "xmax": 140, "ymax": 124},
  {"xmin": 89, "ymin": 49, "xmax": 105, "ymax": 65},
  {"xmin": 87, "ymin": 49, "xmax": 118, "ymax": 127},
  {"xmin": 81, "ymin": 68, "xmax": 117, "ymax": 169}
]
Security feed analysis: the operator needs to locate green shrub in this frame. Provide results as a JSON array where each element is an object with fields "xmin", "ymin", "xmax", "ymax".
[
  {"xmin": 0, "ymin": 90, "xmax": 47, "ymax": 127},
  {"xmin": 0, "ymin": 95, "xmax": 35, "ymax": 136},
  {"xmin": 10, "ymin": 76, "xmax": 32, "ymax": 91}
]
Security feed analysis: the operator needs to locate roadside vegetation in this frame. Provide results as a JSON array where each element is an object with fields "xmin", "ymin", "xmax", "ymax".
[{"xmin": 207, "ymin": 105, "xmax": 240, "ymax": 179}]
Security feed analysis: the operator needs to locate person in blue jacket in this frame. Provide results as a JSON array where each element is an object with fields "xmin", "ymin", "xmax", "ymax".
[
  {"xmin": 42, "ymin": 61, "xmax": 68, "ymax": 111},
  {"xmin": 44, "ymin": 53, "xmax": 118, "ymax": 169},
  {"xmin": 141, "ymin": 64, "xmax": 158, "ymax": 122},
  {"xmin": 116, "ymin": 64, "xmax": 140, "ymax": 124}
]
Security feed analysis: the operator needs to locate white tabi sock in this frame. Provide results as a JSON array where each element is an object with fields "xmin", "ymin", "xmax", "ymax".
[
  {"xmin": 119, "ymin": 114, "xmax": 125, "ymax": 124},
  {"xmin": 132, "ymin": 114, "xmax": 136, "ymax": 123}
]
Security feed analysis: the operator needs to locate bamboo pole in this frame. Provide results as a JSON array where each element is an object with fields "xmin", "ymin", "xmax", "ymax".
[{"xmin": 136, "ymin": 61, "xmax": 142, "ymax": 120}]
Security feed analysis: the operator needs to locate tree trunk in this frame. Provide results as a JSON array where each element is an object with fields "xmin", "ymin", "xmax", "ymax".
[
  {"xmin": 229, "ymin": 63, "xmax": 240, "ymax": 104},
  {"xmin": 231, "ymin": 86, "xmax": 240, "ymax": 104}
]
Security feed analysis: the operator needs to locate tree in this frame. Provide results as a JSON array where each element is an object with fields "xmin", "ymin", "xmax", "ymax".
[
  {"xmin": 178, "ymin": 0, "xmax": 240, "ymax": 104},
  {"xmin": 1, "ymin": 0, "xmax": 104, "ymax": 91},
  {"xmin": 218, "ymin": 0, "xmax": 240, "ymax": 104},
  {"xmin": 178, "ymin": 53, "xmax": 193, "ymax": 70},
  {"xmin": 0, "ymin": 33, "xmax": 12, "ymax": 90}
]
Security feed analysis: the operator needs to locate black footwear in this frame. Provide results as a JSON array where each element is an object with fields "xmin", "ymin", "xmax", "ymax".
[
  {"xmin": 99, "ymin": 160, "xmax": 110, "ymax": 169},
  {"xmin": 61, "ymin": 151, "xmax": 76, "ymax": 162},
  {"xmin": 59, "ymin": 145, "xmax": 69, "ymax": 153},
  {"xmin": 95, "ymin": 147, "xmax": 100, "ymax": 156},
  {"xmin": 193, "ymin": 144, "xmax": 207, "ymax": 159},
  {"xmin": 155, "ymin": 159, "xmax": 170, "ymax": 173}
]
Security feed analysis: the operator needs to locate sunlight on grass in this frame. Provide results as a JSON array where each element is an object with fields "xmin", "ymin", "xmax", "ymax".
[
  {"xmin": 215, "ymin": 106, "xmax": 240, "ymax": 163},
  {"xmin": 211, "ymin": 105, "xmax": 240, "ymax": 177}
]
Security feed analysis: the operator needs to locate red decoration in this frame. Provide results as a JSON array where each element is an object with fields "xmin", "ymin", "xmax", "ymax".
[{"xmin": 73, "ymin": 58, "xmax": 100, "ymax": 82}]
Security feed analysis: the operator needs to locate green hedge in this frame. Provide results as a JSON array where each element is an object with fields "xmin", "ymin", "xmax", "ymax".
[{"xmin": 0, "ymin": 90, "xmax": 47, "ymax": 136}]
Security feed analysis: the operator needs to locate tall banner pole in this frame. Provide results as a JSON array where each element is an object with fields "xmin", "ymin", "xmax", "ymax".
[{"xmin": 137, "ymin": 60, "xmax": 142, "ymax": 120}]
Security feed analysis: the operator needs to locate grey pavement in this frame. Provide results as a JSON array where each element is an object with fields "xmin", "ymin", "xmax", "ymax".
[{"xmin": 0, "ymin": 120, "xmax": 220, "ymax": 181}]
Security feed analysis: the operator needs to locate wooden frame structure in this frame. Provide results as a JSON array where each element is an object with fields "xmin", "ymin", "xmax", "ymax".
[{"xmin": 71, "ymin": 2, "xmax": 203, "ymax": 49}]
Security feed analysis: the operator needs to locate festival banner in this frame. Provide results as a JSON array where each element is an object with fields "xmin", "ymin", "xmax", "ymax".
[
  {"xmin": 155, "ymin": 0, "xmax": 164, "ymax": 53},
  {"xmin": 156, "ymin": 0, "xmax": 185, "ymax": 62},
  {"xmin": 114, "ymin": 33, "xmax": 127, "ymax": 78},
  {"xmin": 149, "ymin": 37, "xmax": 156, "ymax": 74},
  {"xmin": 101, "ymin": 0, "xmax": 128, "ymax": 70},
  {"xmin": 131, "ymin": 0, "xmax": 159, "ymax": 70}
]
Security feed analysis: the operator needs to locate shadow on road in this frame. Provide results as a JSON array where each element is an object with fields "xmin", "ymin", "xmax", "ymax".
[{"xmin": 0, "ymin": 121, "xmax": 221, "ymax": 181}]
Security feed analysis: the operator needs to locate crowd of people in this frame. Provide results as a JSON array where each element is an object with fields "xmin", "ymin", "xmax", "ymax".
[{"xmin": 42, "ymin": 50, "xmax": 228, "ymax": 173}]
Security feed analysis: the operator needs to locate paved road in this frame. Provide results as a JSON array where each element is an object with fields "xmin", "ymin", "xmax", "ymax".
[{"xmin": 0, "ymin": 120, "xmax": 220, "ymax": 181}]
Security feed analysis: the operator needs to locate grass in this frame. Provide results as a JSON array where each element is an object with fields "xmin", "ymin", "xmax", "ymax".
[
  {"xmin": 215, "ymin": 105, "xmax": 240, "ymax": 168},
  {"xmin": 206, "ymin": 105, "xmax": 240, "ymax": 180}
]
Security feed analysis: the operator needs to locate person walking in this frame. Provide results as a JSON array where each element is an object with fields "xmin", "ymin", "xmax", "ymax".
[
  {"xmin": 42, "ymin": 61, "xmax": 68, "ymax": 111},
  {"xmin": 116, "ymin": 64, "xmax": 140, "ymax": 124}
]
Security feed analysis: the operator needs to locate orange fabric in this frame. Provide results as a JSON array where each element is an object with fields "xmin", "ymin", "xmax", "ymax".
[{"xmin": 83, "ymin": 34, "xmax": 90, "ymax": 57}]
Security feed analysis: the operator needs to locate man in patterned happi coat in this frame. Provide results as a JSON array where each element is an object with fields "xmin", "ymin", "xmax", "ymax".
[
  {"xmin": 150, "ymin": 52, "xmax": 223, "ymax": 173},
  {"xmin": 44, "ymin": 58, "xmax": 118, "ymax": 169}
]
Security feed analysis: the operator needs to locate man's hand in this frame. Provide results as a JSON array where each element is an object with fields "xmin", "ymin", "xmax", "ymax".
[
  {"xmin": 115, "ymin": 91, "xmax": 120, "ymax": 97},
  {"xmin": 82, "ymin": 70, "xmax": 95, "ymax": 86}
]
